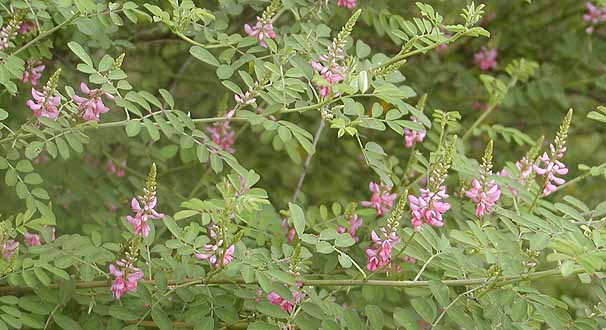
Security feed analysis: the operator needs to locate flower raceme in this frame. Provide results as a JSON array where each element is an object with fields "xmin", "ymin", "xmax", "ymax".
[
  {"xmin": 337, "ymin": 0, "xmax": 356, "ymax": 10},
  {"xmin": 206, "ymin": 112, "xmax": 236, "ymax": 154},
  {"xmin": 21, "ymin": 61, "xmax": 45, "ymax": 86},
  {"xmin": 310, "ymin": 45, "xmax": 346, "ymax": 98},
  {"xmin": 408, "ymin": 187, "xmax": 451, "ymax": 231},
  {"xmin": 465, "ymin": 179, "xmax": 501, "ymax": 217},
  {"xmin": 403, "ymin": 117, "xmax": 426, "ymax": 148},
  {"xmin": 474, "ymin": 47, "xmax": 498, "ymax": 71},
  {"xmin": 267, "ymin": 290, "xmax": 305, "ymax": 313},
  {"xmin": 72, "ymin": 82, "xmax": 114, "ymax": 121},
  {"xmin": 584, "ymin": 2, "xmax": 606, "ymax": 33},
  {"xmin": 365, "ymin": 228, "xmax": 400, "ymax": 271},
  {"xmin": 26, "ymin": 87, "xmax": 61, "ymax": 120},
  {"xmin": 105, "ymin": 159, "xmax": 126, "ymax": 177},
  {"xmin": 195, "ymin": 242, "xmax": 235, "ymax": 268},
  {"xmin": 361, "ymin": 182, "xmax": 397, "ymax": 216},
  {"xmin": 109, "ymin": 259, "xmax": 144, "ymax": 300},
  {"xmin": 534, "ymin": 144, "xmax": 568, "ymax": 196},
  {"xmin": 244, "ymin": 16, "xmax": 276, "ymax": 48},
  {"xmin": 23, "ymin": 232, "xmax": 42, "ymax": 247},
  {"xmin": 336, "ymin": 214, "xmax": 363, "ymax": 242},
  {"xmin": 126, "ymin": 195, "xmax": 164, "ymax": 237},
  {"xmin": 1, "ymin": 240, "xmax": 18, "ymax": 261}
]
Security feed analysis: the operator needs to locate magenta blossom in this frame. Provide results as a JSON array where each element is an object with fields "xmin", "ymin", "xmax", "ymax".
[
  {"xmin": 534, "ymin": 145, "xmax": 568, "ymax": 195},
  {"xmin": 23, "ymin": 232, "xmax": 42, "ymax": 247},
  {"xmin": 26, "ymin": 87, "xmax": 61, "ymax": 120},
  {"xmin": 337, "ymin": 214, "xmax": 363, "ymax": 242},
  {"xmin": 366, "ymin": 228, "xmax": 400, "ymax": 271},
  {"xmin": 474, "ymin": 47, "xmax": 498, "ymax": 71},
  {"xmin": 1, "ymin": 240, "xmax": 18, "ymax": 261},
  {"xmin": 17, "ymin": 21, "xmax": 34, "ymax": 34},
  {"xmin": 126, "ymin": 194, "xmax": 164, "ymax": 237},
  {"xmin": 195, "ymin": 243, "xmax": 235, "ymax": 268},
  {"xmin": 234, "ymin": 91, "xmax": 256, "ymax": 105},
  {"xmin": 583, "ymin": 2, "xmax": 606, "ymax": 33},
  {"xmin": 404, "ymin": 117, "xmax": 426, "ymax": 148},
  {"xmin": 281, "ymin": 218, "xmax": 296, "ymax": 243},
  {"xmin": 408, "ymin": 186, "xmax": 451, "ymax": 231},
  {"xmin": 337, "ymin": 0, "xmax": 356, "ymax": 10},
  {"xmin": 21, "ymin": 61, "xmax": 45, "ymax": 86},
  {"xmin": 465, "ymin": 179, "xmax": 501, "ymax": 217},
  {"xmin": 207, "ymin": 121, "xmax": 235, "ymax": 153},
  {"xmin": 361, "ymin": 182, "xmax": 397, "ymax": 216},
  {"xmin": 72, "ymin": 82, "xmax": 114, "ymax": 121},
  {"xmin": 311, "ymin": 59, "xmax": 345, "ymax": 98},
  {"xmin": 105, "ymin": 159, "xmax": 126, "ymax": 177},
  {"xmin": 109, "ymin": 259, "xmax": 144, "ymax": 300},
  {"xmin": 267, "ymin": 290, "xmax": 305, "ymax": 313},
  {"xmin": 244, "ymin": 17, "xmax": 276, "ymax": 48}
]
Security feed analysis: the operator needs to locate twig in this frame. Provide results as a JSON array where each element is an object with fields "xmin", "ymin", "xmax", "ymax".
[{"xmin": 291, "ymin": 119, "xmax": 325, "ymax": 202}]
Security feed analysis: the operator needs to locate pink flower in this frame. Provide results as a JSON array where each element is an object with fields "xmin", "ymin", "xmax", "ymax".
[
  {"xmin": 408, "ymin": 186, "xmax": 451, "ymax": 231},
  {"xmin": 267, "ymin": 290, "xmax": 305, "ymax": 313},
  {"xmin": 126, "ymin": 195, "xmax": 164, "ymax": 237},
  {"xmin": 337, "ymin": 0, "xmax": 356, "ymax": 10},
  {"xmin": 109, "ymin": 259, "xmax": 144, "ymax": 300},
  {"xmin": 281, "ymin": 218, "xmax": 296, "ymax": 243},
  {"xmin": 361, "ymin": 182, "xmax": 397, "ymax": 216},
  {"xmin": 244, "ymin": 17, "xmax": 276, "ymax": 48},
  {"xmin": 584, "ymin": 2, "xmax": 606, "ymax": 33},
  {"xmin": 337, "ymin": 214, "xmax": 363, "ymax": 242},
  {"xmin": 26, "ymin": 87, "xmax": 61, "ymax": 120},
  {"xmin": 311, "ymin": 59, "xmax": 345, "ymax": 98},
  {"xmin": 465, "ymin": 179, "xmax": 501, "ymax": 217},
  {"xmin": 105, "ymin": 159, "xmax": 126, "ymax": 177},
  {"xmin": 474, "ymin": 47, "xmax": 498, "ymax": 71},
  {"xmin": 402, "ymin": 256, "xmax": 416, "ymax": 264},
  {"xmin": 195, "ymin": 243, "xmax": 235, "ymax": 268},
  {"xmin": 206, "ymin": 121, "xmax": 235, "ymax": 153},
  {"xmin": 365, "ymin": 228, "xmax": 400, "ymax": 271},
  {"xmin": 21, "ymin": 61, "xmax": 45, "ymax": 86},
  {"xmin": 72, "ymin": 82, "xmax": 114, "ymax": 121},
  {"xmin": 404, "ymin": 117, "xmax": 426, "ymax": 148},
  {"xmin": 2, "ymin": 240, "xmax": 18, "ymax": 260},
  {"xmin": 23, "ymin": 232, "xmax": 42, "ymax": 247},
  {"xmin": 17, "ymin": 21, "xmax": 34, "ymax": 34},
  {"xmin": 534, "ymin": 144, "xmax": 568, "ymax": 195}
]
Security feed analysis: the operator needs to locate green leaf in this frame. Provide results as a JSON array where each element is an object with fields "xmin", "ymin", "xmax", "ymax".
[
  {"xmin": 428, "ymin": 280, "xmax": 449, "ymax": 307},
  {"xmin": 393, "ymin": 308, "xmax": 417, "ymax": 330},
  {"xmin": 53, "ymin": 314, "xmax": 82, "ymax": 330},
  {"xmin": 411, "ymin": 297, "xmax": 436, "ymax": 322},
  {"xmin": 67, "ymin": 42, "xmax": 92, "ymax": 66},
  {"xmin": 365, "ymin": 305, "xmax": 384, "ymax": 330},
  {"xmin": 0, "ymin": 109, "xmax": 8, "ymax": 120},
  {"xmin": 256, "ymin": 302, "xmax": 289, "ymax": 319},
  {"xmin": 163, "ymin": 216, "xmax": 181, "ymax": 238},
  {"xmin": 151, "ymin": 307, "xmax": 172, "ymax": 330},
  {"xmin": 343, "ymin": 309, "xmax": 364, "ymax": 330},
  {"xmin": 289, "ymin": 203, "xmax": 305, "ymax": 237},
  {"xmin": 125, "ymin": 120, "xmax": 142, "ymax": 137},
  {"xmin": 190, "ymin": 46, "xmax": 220, "ymax": 67},
  {"xmin": 143, "ymin": 119, "xmax": 160, "ymax": 141},
  {"xmin": 109, "ymin": 305, "xmax": 139, "ymax": 321}
]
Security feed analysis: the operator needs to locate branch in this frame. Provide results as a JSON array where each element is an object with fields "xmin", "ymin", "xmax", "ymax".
[{"xmin": 291, "ymin": 119, "xmax": 325, "ymax": 202}]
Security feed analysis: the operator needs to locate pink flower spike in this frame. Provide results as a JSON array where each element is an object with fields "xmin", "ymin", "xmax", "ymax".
[
  {"xmin": 337, "ymin": 0, "xmax": 356, "ymax": 9},
  {"xmin": 474, "ymin": 47, "xmax": 498, "ymax": 71},
  {"xmin": 465, "ymin": 179, "xmax": 501, "ymax": 217},
  {"xmin": 2, "ymin": 240, "xmax": 18, "ymax": 260},
  {"xmin": 244, "ymin": 17, "xmax": 276, "ymax": 48},
  {"xmin": 72, "ymin": 82, "xmax": 113, "ymax": 122},
  {"xmin": 361, "ymin": 182, "xmax": 397, "ymax": 216},
  {"xmin": 408, "ymin": 187, "xmax": 451, "ymax": 231},
  {"xmin": 404, "ymin": 117, "xmax": 426, "ymax": 148},
  {"xmin": 21, "ymin": 61, "xmax": 45, "ymax": 86},
  {"xmin": 365, "ymin": 227, "xmax": 400, "ymax": 272},
  {"xmin": 26, "ymin": 87, "xmax": 60, "ymax": 120}
]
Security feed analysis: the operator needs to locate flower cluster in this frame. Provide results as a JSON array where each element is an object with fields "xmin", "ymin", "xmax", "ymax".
[
  {"xmin": 109, "ymin": 259, "xmax": 144, "ymax": 300},
  {"xmin": 365, "ymin": 228, "xmax": 400, "ymax": 271},
  {"xmin": 409, "ymin": 187, "xmax": 451, "ymax": 231},
  {"xmin": 361, "ymin": 182, "xmax": 397, "ymax": 216},
  {"xmin": 311, "ymin": 43, "xmax": 346, "ymax": 98},
  {"xmin": 409, "ymin": 139, "xmax": 454, "ymax": 231},
  {"xmin": 234, "ymin": 91, "xmax": 256, "ymax": 106},
  {"xmin": 534, "ymin": 145, "xmax": 568, "ymax": 195},
  {"xmin": 106, "ymin": 159, "xmax": 126, "ymax": 177},
  {"xmin": 244, "ymin": 17, "xmax": 276, "ymax": 48},
  {"xmin": 403, "ymin": 117, "xmax": 426, "ymax": 148},
  {"xmin": 474, "ymin": 47, "xmax": 498, "ymax": 71},
  {"xmin": 337, "ymin": 0, "xmax": 356, "ymax": 10},
  {"xmin": 465, "ymin": 141, "xmax": 501, "ymax": 218},
  {"xmin": 0, "ymin": 19, "xmax": 18, "ymax": 50},
  {"xmin": 26, "ymin": 69, "xmax": 62, "ymax": 120},
  {"xmin": 281, "ymin": 218, "xmax": 296, "ymax": 243},
  {"xmin": 533, "ymin": 110, "xmax": 572, "ymax": 196},
  {"xmin": 206, "ymin": 110, "xmax": 236, "ymax": 153},
  {"xmin": 583, "ymin": 2, "xmax": 606, "ymax": 34},
  {"xmin": 125, "ymin": 164, "xmax": 164, "ymax": 237},
  {"xmin": 337, "ymin": 214, "xmax": 363, "ymax": 242},
  {"xmin": 72, "ymin": 82, "xmax": 114, "ymax": 121},
  {"xmin": 23, "ymin": 232, "xmax": 42, "ymax": 247},
  {"xmin": 21, "ymin": 61, "xmax": 45, "ymax": 86},
  {"xmin": 1, "ymin": 240, "xmax": 18, "ymax": 261},
  {"xmin": 195, "ymin": 224, "xmax": 235, "ymax": 268},
  {"xmin": 267, "ymin": 290, "xmax": 305, "ymax": 313}
]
